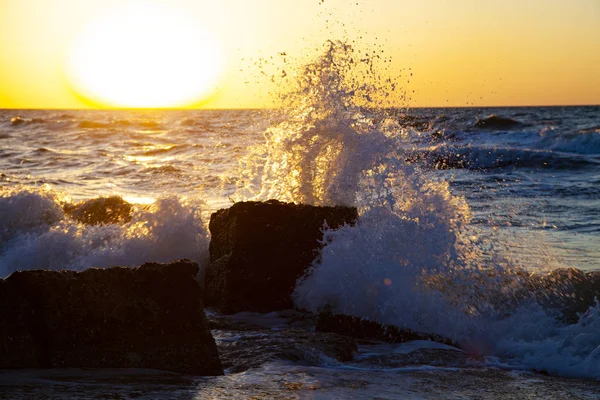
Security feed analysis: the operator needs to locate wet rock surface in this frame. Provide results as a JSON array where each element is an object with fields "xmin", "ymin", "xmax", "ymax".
[
  {"xmin": 0, "ymin": 259, "xmax": 222, "ymax": 375},
  {"xmin": 2, "ymin": 366, "xmax": 599, "ymax": 400},
  {"xmin": 317, "ymin": 312, "xmax": 455, "ymax": 346},
  {"xmin": 529, "ymin": 268, "xmax": 600, "ymax": 323},
  {"xmin": 2, "ymin": 309, "xmax": 599, "ymax": 399},
  {"xmin": 205, "ymin": 200, "xmax": 358, "ymax": 313},
  {"xmin": 63, "ymin": 195, "xmax": 133, "ymax": 225},
  {"xmin": 0, "ymin": 280, "xmax": 38, "ymax": 369}
]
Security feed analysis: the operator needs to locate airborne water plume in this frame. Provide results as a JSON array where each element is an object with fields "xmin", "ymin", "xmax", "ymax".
[{"xmin": 235, "ymin": 40, "xmax": 600, "ymax": 379}]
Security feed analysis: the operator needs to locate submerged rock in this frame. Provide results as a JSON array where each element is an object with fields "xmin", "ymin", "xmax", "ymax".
[
  {"xmin": 64, "ymin": 196, "xmax": 132, "ymax": 225},
  {"xmin": 530, "ymin": 268, "xmax": 600, "ymax": 323},
  {"xmin": 205, "ymin": 200, "xmax": 358, "ymax": 313},
  {"xmin": 317, "ymin": 312, "xmax": 455, "ymax": 346},
  {"xmin": 0, "ymin": 259, "xmax": 223, "ymax": 375},
  {"xmin": 474, "ymin": 115, "xmax": 522, "ymax": 130}
]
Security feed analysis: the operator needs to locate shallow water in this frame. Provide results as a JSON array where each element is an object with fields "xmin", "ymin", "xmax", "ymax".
[{"xmin": 2, "ymin": 352, "xmax": 600, "ymax": 399}]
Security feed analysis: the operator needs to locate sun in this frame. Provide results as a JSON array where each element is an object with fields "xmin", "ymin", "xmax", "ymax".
[{"xmin": 66, "ymin": 2, "xmax": 224, "ymax": 109}]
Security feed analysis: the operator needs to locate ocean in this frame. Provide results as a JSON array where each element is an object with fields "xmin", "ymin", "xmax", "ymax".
[{"xmin": 1, "ymin": 43, "xmax": 599, "ymax": 398}]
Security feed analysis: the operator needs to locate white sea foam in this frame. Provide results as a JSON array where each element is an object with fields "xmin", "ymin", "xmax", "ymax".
[
  {"xmin": 492, "ymin": 302, "xmax": 600, "ymax": 379},
  {"xmin": 0, "ymin": 187, "xmax": 209, "ymax": 278},
  {"xmin": 237, "ymin": 40, "xmax": 600, "ymax": 379}
]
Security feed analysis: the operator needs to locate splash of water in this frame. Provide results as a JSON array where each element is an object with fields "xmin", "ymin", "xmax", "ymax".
[
  {"xmin": 235, "ymin": 40, "xmax": 600, "ymax": 379},
  {"xmin": 237, "ymin": 41, "xmax": 461, "ymax": 213},
  {"xmin": 0, "ymin": 186, "xmax": 209, "ymax": 278},
  {"xmin": 236, "ymin": 40, "xmax": 490, "ymax": 332}
]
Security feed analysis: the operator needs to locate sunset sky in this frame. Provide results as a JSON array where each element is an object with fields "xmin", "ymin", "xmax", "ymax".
[{"xmin": 0, "ymin": 0, "xmax": 599, "ymax": 109}]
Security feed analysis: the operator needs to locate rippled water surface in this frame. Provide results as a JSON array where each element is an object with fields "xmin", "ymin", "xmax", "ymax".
[
  {"xmin": 2, "ymin": 106, "xmax": 599, "ymax": 270},
  {"xmin": 1, "ymin": 104, "xmax": 600, "ymax": 397}
]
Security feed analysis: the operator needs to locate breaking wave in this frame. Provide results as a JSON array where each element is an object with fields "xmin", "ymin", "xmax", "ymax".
[
  {"xmin": 415, "ymin": 144, "xmax": 599, "ymax": 170},
  {"xmin": 538, "ymin": 128, "xmax": 600, "ymax": 155},
  {"xmin": 236, "ymin": 40, "xmax": 600, "ymax": 379},
  {"xmin": 0, "ymin": 187, "xmax": 209, "ymax": 278}
]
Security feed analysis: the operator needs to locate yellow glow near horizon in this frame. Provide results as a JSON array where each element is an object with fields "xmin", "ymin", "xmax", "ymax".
[
  {"xmin": 67, "ymin": 2, "xmax": 223, "ymax": 108},
  {"xmin": 0, "ymin": 0, "xmax": 598, "ymax": 109}
]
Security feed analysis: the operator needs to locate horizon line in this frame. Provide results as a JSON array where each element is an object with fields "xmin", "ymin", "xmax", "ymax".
[{"xmin": 1, "ymin": 104, "xmax": 599, "ymax": 112}]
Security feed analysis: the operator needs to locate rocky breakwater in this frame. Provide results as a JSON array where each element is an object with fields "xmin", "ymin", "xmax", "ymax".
[
  {"xmin": 0, "ymin": 259, "xmax": 223, "ymax": 375},
  {"xmin": 205, "ymin": 200, "xmax": 358, "ymax": 313}
]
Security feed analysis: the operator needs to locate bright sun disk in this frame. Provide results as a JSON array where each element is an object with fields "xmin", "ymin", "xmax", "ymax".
[{"xmin": 67, "ymin": 2, "xmax": 224, "ymax": 108}]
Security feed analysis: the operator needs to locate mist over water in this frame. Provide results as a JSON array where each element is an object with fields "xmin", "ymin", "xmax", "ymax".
[{"xmin": 0, "ymin": 39, "xmax": 599, "ymax": 381}]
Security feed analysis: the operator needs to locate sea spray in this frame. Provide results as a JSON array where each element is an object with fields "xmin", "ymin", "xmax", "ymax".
[
  {"xmin": 0, "ymin": 186, "xmax": 209, "ymax": 278},
  {"xmin": 235, "ymin": 40, "xmax": 600, "ymax": 379},
  {"xmin": 236, "ymin": 40, "xmax": 480, "ymax": 314}
]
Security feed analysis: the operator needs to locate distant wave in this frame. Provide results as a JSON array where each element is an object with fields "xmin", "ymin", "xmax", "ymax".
[
  {"xmin": 411, "ymin": 145, "xmax": 599, "ymax": 171},
  {"xmin": 54, "ymin": 113, "xmax": 76, "ymax": 120},
  {"xmin": 180, "ymin": 117, "xmax": 199, "ymax": 127},
  {"xmin": 141, "ymin": 145, "xmax": 188, "ymax": 156},
  {"xmin": 538, "ymin": 129, "xmax": 600, "ymax": 155},
  {"xmin": 78, "ymin": 119, "xmax": 163, "ymax": 130},
  {"xmin": 10, "ymin": 116, "xmax": 48, "ymax": 126}
]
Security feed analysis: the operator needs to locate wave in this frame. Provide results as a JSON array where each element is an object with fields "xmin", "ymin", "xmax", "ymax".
[
  {"xmin": 232, "ymin": 40, "xmax": 600, "ymax": 380},
  {"xmin": 0, "ymin": 187, "xmax": 209, "ymax": 278},
  {"xmin": 140, "ymin": 145, "xmax": 188, "ymax": 156},
  {"xmin": 10, "ymin": 116, "xmax": 48, "ymax": 126},
  {"xmin": 78, "ymin": 119, "xmax": 163, "ymax": 130},
  {"xmin": 8, "ymin": 115, "xmax": 165, "ymax": 131},
  {"xmin": 414, "ymin": 144, "xmax": 599, "ymax": 170},
  {"xmin": 294, "ymin": 209, "xmax": 600, "ymax": 379},
  {"xmin": 537, "ymin": 129, "xmax": 600, "ymax": 155}
]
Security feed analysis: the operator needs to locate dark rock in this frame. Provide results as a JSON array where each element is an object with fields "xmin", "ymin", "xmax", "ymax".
[
  {"xmin": 213, "ymin": 327, "xmax": 356, "ymax": 373},
  {"xmin": 0, "ymin": 280, "xmax": 38, "ymax": 368},
  {"xmin": 0, "ymin": 259, "xmax": 223, "ymax": 375},
  {"xmin": 10, "ymin": 116, "xmax": 25, "ymax": 126},
  {"xmin": 205, "ymin": 200, "xmax": 358, "ymax": 313},
  {"xmin": 64, "ymin": 196, "xmax": 133, "ymax": 225},
  {"xmin": 316, "ymin": 312, "xmax": 455, "ymax": 346},
  {"xmin": 474, "ymin": 115, "xmax": 522, "ymax": 130},
  {"xmin": 530, "ymin": 268, "xmax": 600, "ymax": 323},
  {"xmin": 207, "ymin": 316, "xmax": 269, "ymax": 331}
]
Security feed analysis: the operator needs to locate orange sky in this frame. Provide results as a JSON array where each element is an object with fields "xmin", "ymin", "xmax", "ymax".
[{"xmin": 0, "ymin": 0, "xmax": 599, "ymax": 108}]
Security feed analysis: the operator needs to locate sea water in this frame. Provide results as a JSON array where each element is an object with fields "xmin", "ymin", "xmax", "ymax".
[{"xmin": 1, "ymin": 41, "xmax": 599, "ymax": 398}]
